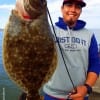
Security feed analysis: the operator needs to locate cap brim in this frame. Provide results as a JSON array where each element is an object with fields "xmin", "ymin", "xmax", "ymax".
[
  {"xmin": 77, "ymin": 1, "xmax": 86, "ymax": 7},
  {"xmin": 63, "ymin": 0, "xmax": 86, "ymax": 7}
]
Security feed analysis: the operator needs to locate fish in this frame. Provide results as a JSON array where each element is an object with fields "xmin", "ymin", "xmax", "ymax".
[{"xmin": 2, "ymin": 0, "xmax": 57, "ymax": 99}]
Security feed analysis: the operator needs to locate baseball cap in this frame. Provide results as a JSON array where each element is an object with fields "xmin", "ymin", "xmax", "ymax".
[{"xmin": 63, "ymin": 0, "xmax": 86, "ymax": 7}]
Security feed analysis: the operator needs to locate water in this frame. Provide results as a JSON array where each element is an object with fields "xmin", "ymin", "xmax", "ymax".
[{"xmin": 0, "ymin": 30, "xmax": 22, "ymax": 100}]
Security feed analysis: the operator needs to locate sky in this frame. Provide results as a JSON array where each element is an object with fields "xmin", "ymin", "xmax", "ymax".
[
  {"xmin": 0, "ymin": 0, "xmax": 100, "ymax": 29},
  {"xmin": 0, "ymin": 0, "xmax": 100, "ymax": 44}
]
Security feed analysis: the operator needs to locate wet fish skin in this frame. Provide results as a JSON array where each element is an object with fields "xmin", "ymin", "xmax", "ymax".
[{"xmin": 3, "ymin": 0, "xmax": 57, "ymax": 99}]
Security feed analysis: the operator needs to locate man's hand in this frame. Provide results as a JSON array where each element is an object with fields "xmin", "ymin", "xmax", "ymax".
[{"xmin": 69, "ymin": 85, "xmax": 87, "ymax": 100}]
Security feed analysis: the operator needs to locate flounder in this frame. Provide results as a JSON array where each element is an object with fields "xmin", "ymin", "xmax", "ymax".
[{"xmin": 3, "ymin": 0, "xmax": 57, "ymax": 99}]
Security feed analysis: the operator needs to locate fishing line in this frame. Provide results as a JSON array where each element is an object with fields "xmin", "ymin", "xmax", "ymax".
[
  {"xmin": 40, "ymin": 0, "xmax": 77, "ymax": 95},
  {"xmin": 47, "ymin": 7, "xmax": 77, "ymax": 93}
]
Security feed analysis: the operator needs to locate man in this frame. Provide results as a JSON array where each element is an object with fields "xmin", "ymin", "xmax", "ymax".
[
  {"xmin": 43, "ymin": 0, "xmax": 100, "ymax": 100},
  {"xmin": 15, "ymin": 0, "xmax": 99, "ymax": 100}
]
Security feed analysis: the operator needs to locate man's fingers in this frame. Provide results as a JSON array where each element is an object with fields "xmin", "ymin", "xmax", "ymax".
[{"xmin": 70, "ymin": 93, "xmax": 81, "ymax": 99}]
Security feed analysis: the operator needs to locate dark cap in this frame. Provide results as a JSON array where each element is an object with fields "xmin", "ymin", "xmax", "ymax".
[{"xmin": 63, "ymin": 0, "xmax": 86, "ymax": 7}]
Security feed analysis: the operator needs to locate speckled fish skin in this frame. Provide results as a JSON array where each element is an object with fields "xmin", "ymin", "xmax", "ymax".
[{"xmin": 3, "ymin": 0, "xmax": 57, "ymax": 99}]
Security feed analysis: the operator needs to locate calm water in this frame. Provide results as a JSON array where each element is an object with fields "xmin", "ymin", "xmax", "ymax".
[{"xmin": 0, "ymin": 31, "xmax": 22, "ymax": 100}]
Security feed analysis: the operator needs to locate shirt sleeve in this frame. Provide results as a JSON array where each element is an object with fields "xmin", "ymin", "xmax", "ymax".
[{"xmin": 88, "ymin": 34, "xmax": 100, "ymax": 76}]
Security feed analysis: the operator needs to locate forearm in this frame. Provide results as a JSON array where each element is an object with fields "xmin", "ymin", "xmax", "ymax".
[
  {"xmin": 69, "ymin": 72, "xmax": 98, "ymax": 100},
  {"xmin": 85, "ymin": 72, "xmax": 98, "ymax": 87}
]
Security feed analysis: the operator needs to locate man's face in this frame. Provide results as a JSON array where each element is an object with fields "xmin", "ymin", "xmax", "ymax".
[{"xmin": 61, "ymin": 2, "xmax": 82, "ymax": 26}]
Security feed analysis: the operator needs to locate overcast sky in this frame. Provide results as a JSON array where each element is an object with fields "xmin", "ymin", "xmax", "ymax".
[
  {"xmin": 0, "ymin": 0, "xmax": 100, "ymax": 43},
  {"xmin": 0, "ymin": 0, "xmax": 100, "ymax": 29}
]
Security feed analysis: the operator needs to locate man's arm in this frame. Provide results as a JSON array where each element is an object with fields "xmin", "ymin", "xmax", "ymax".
[
  {"xmin": 69, "ymin": 72, "xmax": 98, "ymax": 100},
  {"xmin": 85, "ymin": 72, "xmax": 98, "ymax": 87}
]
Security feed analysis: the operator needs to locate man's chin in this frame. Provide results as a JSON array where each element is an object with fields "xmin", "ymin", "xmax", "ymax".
[{"xmin": 67, "ymin": 20, "xmax": 75, "ymax": 27}]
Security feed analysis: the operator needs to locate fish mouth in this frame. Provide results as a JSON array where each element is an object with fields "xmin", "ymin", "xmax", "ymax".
[{"xmin": 24, "ymin": 0, "xmax": 47, "ymax": 19}]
